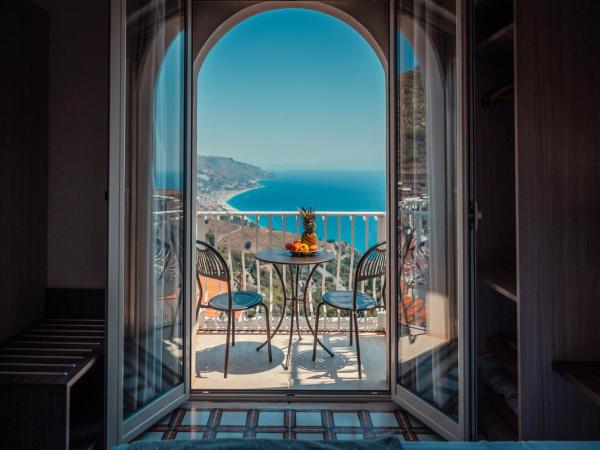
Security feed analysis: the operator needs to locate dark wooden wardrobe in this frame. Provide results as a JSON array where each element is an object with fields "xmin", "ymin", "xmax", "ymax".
[
  {"xmin": 470, "ymin": 0, "xmax": 600, "ymax": 440},
  {"xmin": 470, "ymin": 0, "xmax": 518, "ymax": 439}
]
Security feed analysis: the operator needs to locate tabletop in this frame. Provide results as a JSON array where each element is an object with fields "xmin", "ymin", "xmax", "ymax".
[{"xmin": 255, "ymin": 248, "xmax": 334, "ymax": 265}]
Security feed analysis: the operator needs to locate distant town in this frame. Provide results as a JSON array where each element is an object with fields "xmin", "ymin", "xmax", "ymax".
[{"xmin": 196, "ymin": 155, "xmax": 273, "ymax": 211}]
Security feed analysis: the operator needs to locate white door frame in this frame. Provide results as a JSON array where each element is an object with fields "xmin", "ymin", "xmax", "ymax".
[{"xmin": 106, "ymin": 0, "xmax": 125, "ymax": 445}]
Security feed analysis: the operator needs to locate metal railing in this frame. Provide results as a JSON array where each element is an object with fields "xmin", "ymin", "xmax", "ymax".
[{"xmin": 195, "ymin": 211, "xmax": 387, "ymax": 333}]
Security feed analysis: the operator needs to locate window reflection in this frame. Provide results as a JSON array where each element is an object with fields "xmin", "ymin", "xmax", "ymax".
[
  {"xmin": 123, "ymin": 1, "xmax": 185, "ymax": 418},
  {"xmin": 396, "ymin": 0, "xmax": 459, "ymax": 422}
]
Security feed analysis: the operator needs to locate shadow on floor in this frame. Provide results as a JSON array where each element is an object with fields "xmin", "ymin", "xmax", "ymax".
[
  {"xmin": 290, "ymin": 349, "xmax": 351, "ymax": 382},
  {"xmin": 195, "ymin": 340, "xmax": 285, "ymax": 376},
  {"xmin": 193, "ymin": 332, "xmax": 388, "ymax": 390}
]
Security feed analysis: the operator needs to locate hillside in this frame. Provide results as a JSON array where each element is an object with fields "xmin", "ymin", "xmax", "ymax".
[
  {"xmin": 397, "ymin": 69, "xmax": 427, "ymax": 197},
  {"xmin": 197, "ymin": 155, "xmax": 274, "ymax": 194}
]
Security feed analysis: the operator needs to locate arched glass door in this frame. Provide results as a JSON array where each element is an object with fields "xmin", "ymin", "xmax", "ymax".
[
  {"xmin": 391, "ymin": 0, "xmax": 470, "ymax": 440},
  {"xmin": 106, "ymin": 0, "xmax": 469, "ymax": 443},
  {"xmin": 107, "ymin": 0, "xmax": 192, "ymax": 445}
]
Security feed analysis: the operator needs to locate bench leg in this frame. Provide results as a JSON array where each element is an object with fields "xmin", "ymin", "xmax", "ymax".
[{"xmin": 1, "ymin": 384, "xmax": 69, "ymax": 449}]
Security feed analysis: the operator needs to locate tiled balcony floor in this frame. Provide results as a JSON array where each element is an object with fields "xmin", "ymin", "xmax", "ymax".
[
  {"xmin": 136, "ymin": 401, "xmax": 445, "ymax": 442},
  {"xmin": 192, "ymin": 331, "xmax": 388, "ymax": 391}
]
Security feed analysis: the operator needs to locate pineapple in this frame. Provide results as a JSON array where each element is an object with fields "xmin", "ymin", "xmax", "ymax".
[{"xmin": 299, "ymin": 206, "xmax": 318, "ymax": 249}]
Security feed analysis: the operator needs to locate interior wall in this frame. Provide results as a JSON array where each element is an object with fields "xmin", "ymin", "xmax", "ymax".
[
  {"xmin": 192, "ymin": 0, "xmax": 388, "ymax": 67},
  {"xmin": 0, "ymin": 3, "xmax": 49, "ymax": 343},
  {"xmin": 516, "ymin": 0, "xmax": 600, "ymax": 439},
  {"xmin": 0, "ymin": 0, "xmax": 108, "ymax": 341},
  {"xmin": 43, "ymin": 0, "xmax": 110, "ymax": 289}
]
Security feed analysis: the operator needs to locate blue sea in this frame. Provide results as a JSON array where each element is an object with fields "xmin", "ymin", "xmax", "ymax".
[{"xmin": 227, "ymin": 169, "xmax": 386, "ymax": 250}]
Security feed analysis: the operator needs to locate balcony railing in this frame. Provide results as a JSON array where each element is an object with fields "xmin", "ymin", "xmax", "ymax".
[{"xmin": 195, "ymin": 211, "xmax": 387, "ymax": 333}]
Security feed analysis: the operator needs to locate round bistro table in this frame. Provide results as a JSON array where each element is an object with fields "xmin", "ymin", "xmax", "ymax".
[{"xmin": 255, "ymin": 247, "xmax": 335, "ymax": 370}]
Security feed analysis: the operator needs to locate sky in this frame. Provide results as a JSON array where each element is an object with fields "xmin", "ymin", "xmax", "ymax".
[
  {"xmin": 155, "ymin": 8, "xmax": 417, "ymax": 175},
  {"xmin": 154, "ymin": 31, "xmax": 184, "ymax": 186}
]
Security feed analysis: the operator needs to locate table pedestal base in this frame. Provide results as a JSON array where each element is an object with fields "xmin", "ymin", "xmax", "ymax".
[{"xmin": 256, "ymin": 263, "xmax": 333, "ymax": 370}]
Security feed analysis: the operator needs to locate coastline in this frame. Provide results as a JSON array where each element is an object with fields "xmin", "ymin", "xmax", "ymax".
[
  {"xmin": 217, "ymin": 182, "xmax": 265, "ymax": 212},
  {"xmin": 197, "ymin": 177, "xmax": 269, "ymax": 213},
  {"xmin": 197, "ymin": 170, "xmax": 384, "ymax": 250}
]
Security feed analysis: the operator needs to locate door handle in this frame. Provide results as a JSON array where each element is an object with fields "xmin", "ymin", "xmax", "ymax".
[{"xmin": 469, "ymin": 201, "xmax": 483, "ymax": 231}]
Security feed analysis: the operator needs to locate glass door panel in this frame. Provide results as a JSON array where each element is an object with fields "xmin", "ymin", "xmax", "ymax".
[
  {"xmin": 108, "ymin": 0, "xmax": 190, "ymax": 444},
  {"xmin": 123, "ymin": 1, "xmax": 186, "ymax": 419},
  {"xmin": 393, "ymin": 0, "xmax": 464, "ymax": 439}
]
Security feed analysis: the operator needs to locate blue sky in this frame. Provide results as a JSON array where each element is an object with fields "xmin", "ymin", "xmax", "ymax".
[
  {"xmin": 154, "ymin": 30, "xmax": 184, "ymax": 186},
  {"xmin": 155, "ymin": 9, "xmax": 417, "ymax": 175}
]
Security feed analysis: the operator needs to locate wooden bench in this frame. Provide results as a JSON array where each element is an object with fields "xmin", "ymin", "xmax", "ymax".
[{"xmin": 0, "ymin": 317, "xmax": 105, "ymax": 449}]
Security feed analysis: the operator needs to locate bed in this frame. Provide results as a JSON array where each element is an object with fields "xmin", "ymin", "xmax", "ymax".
[{"xmin": 113, "ymin": 435, "xmax": 600, "ymax": 450}]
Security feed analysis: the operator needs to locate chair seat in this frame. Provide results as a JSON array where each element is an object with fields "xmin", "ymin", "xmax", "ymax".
[
  {"xmin": 322, "ymin": 290, "xmax": 377, "ymax": 311},
  {"xmin": 208, "ymin": 291, "xmax": 263, "ymax": 311}
]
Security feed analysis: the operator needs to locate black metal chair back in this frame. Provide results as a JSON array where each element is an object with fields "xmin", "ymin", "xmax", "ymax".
[
  {"xmin": 196, "ymin": 240, "xmax": 232, "ymax": 311},
  {"xmin": 352, "ymin": 241, "xmax": 386, "ymax": 309},
  {"xmin": 399, "ymin": 226, "xmax": 419, "ymax": 340},
  {"xmin": 399, "ymin": 226, "xmax": 414, "ymax": 274},
  {"xmin": 155, "ymin": 237, "xmax": 172, "ymax": 281}
]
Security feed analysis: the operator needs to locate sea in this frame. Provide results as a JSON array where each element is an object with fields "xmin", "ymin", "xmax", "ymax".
[{"xmin": 227, "ymin": 169, "xmax": 386, "ymax": 250}]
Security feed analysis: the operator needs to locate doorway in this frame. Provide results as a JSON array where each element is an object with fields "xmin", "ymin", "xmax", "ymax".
[
  {"xmin": 107, "ymin": 0, "xmax": 468, "ymax": 444},
  {"xmin": 191, "ymin": 3, "xmax": 388, "ymax": 393}
]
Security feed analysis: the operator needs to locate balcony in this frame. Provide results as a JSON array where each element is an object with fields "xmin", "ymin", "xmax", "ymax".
[
  {"xmin": 188, "ymin": 204, "xmax": 438, "ymax": 392},
  {"xmin": 146, "ymin": 198, "xmax": 436, "ymax": 393},
  {"xmin": 192, "ymin": 210, "xmax": 389, "ymax": 391}
]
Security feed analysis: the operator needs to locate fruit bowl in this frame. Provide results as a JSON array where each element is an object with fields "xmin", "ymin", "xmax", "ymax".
[
  {"xmin": 284, "ymin": 240, "xmax": 320, "ymax": 257},
  {"xmin": 289, "ymin": 248, "xmax": 321, "ymax": 257}
]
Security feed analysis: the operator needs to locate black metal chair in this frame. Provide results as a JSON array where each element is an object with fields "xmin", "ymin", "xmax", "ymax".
[
  {"xmin": 195, "ymin": 240, "xmax": 272, "ymax": 378},
  {"xmin": 155, "ymin": 217, "xmax": 183, "ymax": 341},
  {"xmin": 312, "ymin": 241, "xmax": 386, "ymax": 379},
  {"xmin": 398, "ymin": 226, "xmax": 424, "ymax": 345}
]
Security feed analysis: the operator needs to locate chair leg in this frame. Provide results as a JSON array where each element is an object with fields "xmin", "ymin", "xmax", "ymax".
[
  {"xmin": 353, "ymin": 311, "xmax": 362, "ymax": 379},
  {"xmin": 312, "ymin": 303, "xmax": 323, "ymax": 361},
  {"xmin": 224, "ymin": 312, "xmax": 232, "ymax": 378},
  {"xmin": 261, "ymin": 304, "xmax": 273, "ymax": 363},
  {"xmin": 296, "ymin": 302, "xmax": 302, "ymax": 341},
  {"xmin": 231, "ymin": 313, "xmax": 236, "ymax": 347},
  {"xmin": 170, "ymin": 289, "xmax": 182, "ymax": 340},
  {"xmin": 349, "ymin": 311, "xmax": 353, "ymax": 346},
  {"xmin": 195, "ymin": 302, "xmax": 202, "ymax": 326},
  {"xmin": 285, "ymin": 300, "xmax": 295, "ymax": 370}
]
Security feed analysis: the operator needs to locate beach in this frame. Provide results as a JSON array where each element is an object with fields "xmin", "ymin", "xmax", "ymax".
[{"xmin": 196, "ymin": 183, "xmax": 263, "ymax": 212}]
